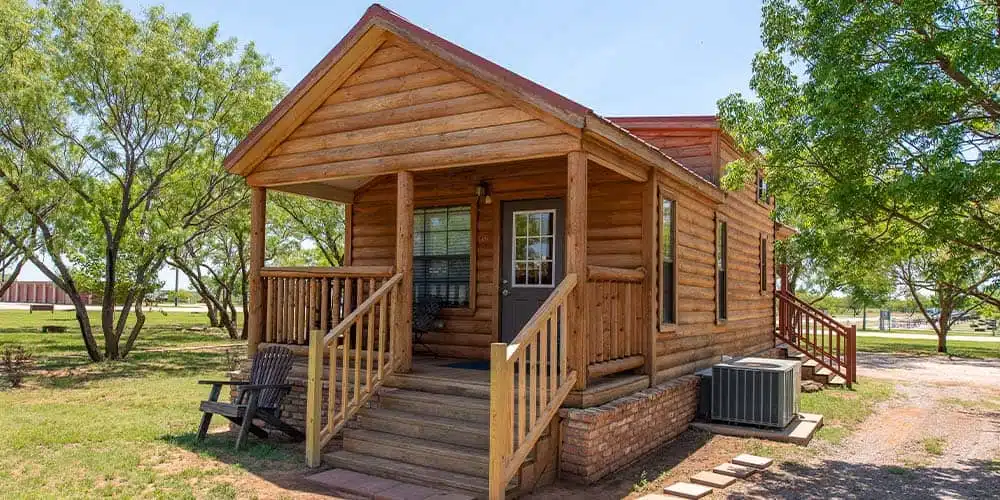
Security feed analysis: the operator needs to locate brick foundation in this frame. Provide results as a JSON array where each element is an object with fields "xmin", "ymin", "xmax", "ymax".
[{"xmin": 558, "ymin": 375, "xmax": 699, "ymax": 483}]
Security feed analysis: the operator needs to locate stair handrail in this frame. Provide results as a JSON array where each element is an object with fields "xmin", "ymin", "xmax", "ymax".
[
  {"xmin": 488, "ymin": 273, "xmax": 578, "ymax": 499},
  {"xmin": 305, "ymin": 272, "xmax": 404, "ymax": 467},
  {"xmin": 776, "ymin": 290, "xmax": 856, "ymax": 386}
]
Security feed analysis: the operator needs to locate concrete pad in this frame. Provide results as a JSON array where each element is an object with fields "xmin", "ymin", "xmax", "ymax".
[
  {"xmin": 690, "ymin": 413, "xmax": 824, "ymax": 445},
  {"xmin": 663, "ymin": 481, "xmax": 713, "ymax": 499},
  {"xmin": 713, "ymin": 462, "xmax": 756, "ymax": 478},
  {"xmin": 690, "ymin": 470, "xmax": 738, "ymax": 488},
  {"xmin": 306, "ymin": 468, "xmax": 401, "ymax": 496},
  {"xmin": 733, "ymin": 454, "xmax": 773, "ymax": 469},
  {"xmin": 375, "ymin": 482, "xmax": 448, "ymax": 500}
]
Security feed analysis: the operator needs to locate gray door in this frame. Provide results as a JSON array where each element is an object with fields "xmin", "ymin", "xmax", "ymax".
[{"xmin": 500, "ymin": 199, "xmax": 565, "ymax": 342}]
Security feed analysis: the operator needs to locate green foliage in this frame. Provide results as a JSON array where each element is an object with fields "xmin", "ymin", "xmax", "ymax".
[
  {"xmin": 0, "ymin": 0, "xmax": 284, "ymax": 360},
  {"xmin": 721, "ymin": 0, "xmax": 1000, "ymax": 335},
  {"xmin": 1, "ymin": 344, "xmax": 34, "ymax": 388},
  {"xmin": 269, "ymin": 192, "xmax": 347, "ymax": 267}
]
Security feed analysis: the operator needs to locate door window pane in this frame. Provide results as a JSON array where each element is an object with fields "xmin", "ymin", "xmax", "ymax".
[{"xmin": 512, "ymin": 210, "xmax": 555, "ymax": 287}]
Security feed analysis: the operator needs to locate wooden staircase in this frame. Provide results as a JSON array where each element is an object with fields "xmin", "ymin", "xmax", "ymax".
[
  {"xmin": 322, "ymin": 372, "xmax": 509, "ymax": 498},
  {"xmin": 779, "ymin": 345, "xmax": 848, "ymax": 388}
]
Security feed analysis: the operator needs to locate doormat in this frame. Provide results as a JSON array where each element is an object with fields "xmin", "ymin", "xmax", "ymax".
[{"xmin": 443, "ymin": 360, "xmax": 490, "ymax": 371}]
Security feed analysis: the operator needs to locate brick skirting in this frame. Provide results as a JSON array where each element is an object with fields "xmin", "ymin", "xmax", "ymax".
[{"xmin": 558, "ymin": 375, "xmax": 700, "ymax": 483}]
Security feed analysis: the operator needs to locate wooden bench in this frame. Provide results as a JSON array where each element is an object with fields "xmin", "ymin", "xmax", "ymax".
[{"xmin": 29, "ymin": 304, "xmax": 55, "ymax": 314}]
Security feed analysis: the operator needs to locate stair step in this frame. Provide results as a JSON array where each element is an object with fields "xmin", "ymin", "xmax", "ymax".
[
  {"xmin": 358, "ymin": 407, "xmax": 489, "ymax": 450},
  {"xmin": 324, "ymin": 450, "xmax": 488, "ymax": 497},
  {"xmin": 344, "ymin": 428, "xmax": 489, "ymax": 477},
  {"xmin": 385, "ymin": 373, "xmax": 490, "ymax": 398},
  {"xmin": 827, "ymin": 375, "xmax": 847, "ymax": 386},
  {"xmin": 380, "ymin": 388, "xmax": 490, "ymax": 423}
]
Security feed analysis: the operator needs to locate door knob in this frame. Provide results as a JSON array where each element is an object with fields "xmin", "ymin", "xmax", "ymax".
[{"xmin": 502, "ymin": 289, "xmax": 510, "ymax": 296}]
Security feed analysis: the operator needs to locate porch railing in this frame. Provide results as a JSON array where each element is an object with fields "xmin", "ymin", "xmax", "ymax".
[
  {"xmin": 585, "ymin": 265, "xmax": 646, "ymax": 379},
  {"xmin": 260, "ymin": 266, "xmax": 394, "ymax": 345},
  {"xmin": 776, "ymin": 287, "xmax": 857, "ymax": 386},
  {"xmin": 305, "ymin": 272, "xmax": 404, "ymax": 466},
  {"xmin": 489, "ymin": 273, "xmax": 578, "ymax": 499}
]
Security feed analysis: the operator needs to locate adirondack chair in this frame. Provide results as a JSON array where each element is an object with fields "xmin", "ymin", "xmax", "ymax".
[{"xmin": 196, "ymin": 346, "xmax": 304, "ymax": 450}]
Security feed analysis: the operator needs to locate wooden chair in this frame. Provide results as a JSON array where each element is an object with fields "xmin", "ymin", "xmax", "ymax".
[{"xmin": 196, "ymin": 346, "xmax": 304, "ymax": 450}]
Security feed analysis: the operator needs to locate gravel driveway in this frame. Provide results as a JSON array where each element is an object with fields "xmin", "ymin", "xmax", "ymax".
[{"xmin": 728, "ymin": 353, "xmax": 1000, "ymax": 499}]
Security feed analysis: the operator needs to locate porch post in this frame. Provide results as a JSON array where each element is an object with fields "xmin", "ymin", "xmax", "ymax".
[
  {"xmin": 566, "ymin": 152, "xmax": 588, "ymax": 390},
  {"xmin": 394, "ymin": 171, "xmax": 414, "ymax": 372},
  {"xmin": 641, "ymin": 173, "xmax": 657, "ymax": 385},
  {"xmin": 248, "ymin": 187, "xmax": 267, "ymax": 357}
]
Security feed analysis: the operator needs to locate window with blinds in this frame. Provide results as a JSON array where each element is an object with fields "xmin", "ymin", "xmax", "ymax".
[{"xmin": 413, "ymin": 206, "xmax": 471, "ymax": 307}]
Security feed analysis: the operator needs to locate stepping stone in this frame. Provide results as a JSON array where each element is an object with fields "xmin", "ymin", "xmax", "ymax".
[
  {"xmin": 663, "ymin": 481, "xmax": 713, "ymax": 499},
  {"xmin": 637, "ymin": 495, "xmax": 686, "ymax": 500},
  {"xmin": 375, "ymin": 482, "xmax": 450, "ymax": 500},
  {"xmin": 733, "ymin": 454, "xmax": 773, "ymax": 469},
  {"xmin": 713, "ymin": 462, "xmax": 756, "ymax": 478},
  {"xmin": 690, "ymin": 470, "xmax": 738, "ymax": 488}
]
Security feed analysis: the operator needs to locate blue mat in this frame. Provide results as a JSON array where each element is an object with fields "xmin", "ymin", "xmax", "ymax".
[{"xmin": 443, "ymin": 360, "xmax": 490, "ymax": 371}]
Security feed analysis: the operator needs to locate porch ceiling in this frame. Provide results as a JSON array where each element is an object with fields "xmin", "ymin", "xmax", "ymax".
[{"xmin": 273, "ymin": 177, "xmax": 375, "ymax": 204}]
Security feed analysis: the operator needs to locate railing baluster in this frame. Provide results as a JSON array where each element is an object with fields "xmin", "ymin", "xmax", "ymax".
[
  {"xmin": 559, "ymin": 304, "xmax": 567, "ymax": 383},
  {"xmin": 328, "ymin": 339, "xmax": 337, "ymax": 430},
  {"xmin": 538, "ymin": 327, "xmax": 547, "ymax": 410},
  {"xmin": 366, "ymin": 298, "xmax": 375, "ymax": 391},
  {"xmin": 517, "ymin": 352, "xmax": 525, "ymax": 447}
]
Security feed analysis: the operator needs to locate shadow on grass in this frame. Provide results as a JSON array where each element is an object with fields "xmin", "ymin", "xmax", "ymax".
[
  {"xmin": 33, "ymin": 349, "xmax": 242, "ymax": 388},
  {"xmin": 161, "ymin": 431, "xmax": 331, "ymax": 496},
  {"xmin": 729, "ymin": 459, "xmax": 1000, "ymax": 499}
]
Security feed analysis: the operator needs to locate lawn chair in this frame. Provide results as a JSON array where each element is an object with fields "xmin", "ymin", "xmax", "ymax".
[
  {"xmin": 196, "ymin": 346, "xmax": 304, "ymax": 450},
  {"xmin": 413, "ymin": 297, "xmax": 443, "ymax": 356}
]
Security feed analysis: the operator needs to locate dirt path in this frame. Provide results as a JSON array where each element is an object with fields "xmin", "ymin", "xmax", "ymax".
[{"xmin": 727, "ymin": 354, "xmax": 1000, "ymax": 499}]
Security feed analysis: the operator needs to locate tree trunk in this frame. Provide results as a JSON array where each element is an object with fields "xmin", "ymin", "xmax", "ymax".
[
  {"xmin": 862, "ymin": 306, "xmax": 868, "ymax": 330},
  {"xmin": 206, "ymin": 300, "xmax": 220, "ymax": 327},
  {"xmin": 72, "ymin": 297, "xmax": 102, "ymax": 362}
]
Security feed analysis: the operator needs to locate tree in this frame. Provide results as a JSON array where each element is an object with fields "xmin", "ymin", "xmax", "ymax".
[
  {"xmin": 0, "ymin": 0, "xmax": 283, "ymax": 360},
  {"xmin": 719, "ymin": 0, "xmax": 1000, "ymax": 270},
  {"xmin": 895, "ymin": 249, "xmax": 987, "ymax": 352},
  {"xmin": 270, "ymin": 193, "xmax": 347, "ymax": 267}
]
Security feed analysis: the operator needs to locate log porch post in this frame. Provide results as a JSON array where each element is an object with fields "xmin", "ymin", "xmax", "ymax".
[
  {"xmin": 248, "ymin": 187, "xmax": 267, "ymax": 357},
  {"xmin": 641, "ymin": 173, "xmax": 657, "ymax": 384},
  {"xmin": 394, "ymin": 171, "xmax": 414, "ymax": 372},
  {"xmin": 566, "ymin": 152, "xmax": 588, "ymax": 390}
]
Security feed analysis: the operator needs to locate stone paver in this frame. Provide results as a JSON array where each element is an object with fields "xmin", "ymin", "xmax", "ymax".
[
  {"xmin": 690, "ymin": 470, "xmax": 738, "ymax": 488},
  {"xmin": 375, "ymin": 482, "xmax": 450, "ymax": 500},
  {"xmin": 732, "ymin": 454, "xmax": 773, "ymax": 469},
  {"xmin": 713, "ymin": 462, "xmax": 755, "ymax": 478},
  {"xmin": 306, "ymin": 468, "xmax": 401, "ymax": 496},
  {"xmin": 662, "ymin": 481, "xmax": 713, "ymax": 499}
]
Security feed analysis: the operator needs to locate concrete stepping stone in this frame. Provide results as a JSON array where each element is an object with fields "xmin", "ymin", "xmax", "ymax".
[
  {"xmin": 663, "ymin": 481, "xmax": 713, "ymax": 499},
  {"xmin": 713, "ymin": 462, "xmax": 756, "ymax": 478},
  {"xmin": 733, "ymin": 453, "xmax": 773, "ymax": 469},
  {"xmin": 690, "ymin": 470, "xmax": 738, "ymax": 488},
  {"xmin": 306, "ymin": 468, "xmax": 401, "ymax": 496},
  {"xmin": 636, "ymin": 495, "xmax": 687, "ymax": 500}
]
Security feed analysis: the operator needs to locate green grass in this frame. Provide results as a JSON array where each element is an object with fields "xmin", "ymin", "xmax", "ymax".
[
  {"xmin": 0, "ymin": 310, "xmax": 303, "ymax": 499},
  {"xmin": 859, "ymin": 327, "xmax": 999, "ymax": 337},
  {"xmin": 800, "ymin": 377, "xmax": 895, "ymax": 444},
  {"xmin": 922, "ymin": 437, "xmax": 946, "ymax": 456},
  {"xmin": 856, "ymin": 335, "xmax": 1000, "ymax": 360}
]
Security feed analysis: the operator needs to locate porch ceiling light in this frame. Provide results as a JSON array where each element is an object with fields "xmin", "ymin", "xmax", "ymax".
[{"xmin": 476, "ymin": 181, "xmax": 492, "ymax": 205}]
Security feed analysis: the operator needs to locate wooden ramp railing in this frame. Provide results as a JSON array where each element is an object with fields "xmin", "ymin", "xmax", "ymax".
[
  {"xmin": 776, "ymin": 272, "xmax": 856, "ymax": 386},
  {"xmin": 586, "ymin": 265, "xmax": 646, "ymax": 379},
  {"xmin": 304, "ymin": 272, "xmax": 404, "ymax": 467},
  {"xmin": 489, "ymin": 273, "xmax": 578, "ymax": 499},
  {"xmin": 261, "ymin": 266, "xmax": 394, "ymax": 346}
]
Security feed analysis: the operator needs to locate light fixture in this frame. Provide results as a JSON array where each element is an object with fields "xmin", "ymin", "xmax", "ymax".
[{"xmin": 476, "ymin": 181, "xmax": 492, "ymax": 205}]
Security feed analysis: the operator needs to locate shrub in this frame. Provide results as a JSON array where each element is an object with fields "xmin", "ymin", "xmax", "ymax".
[{"xmin": 1, "ymin": 344, "xmax": 35, "ymax": 388}]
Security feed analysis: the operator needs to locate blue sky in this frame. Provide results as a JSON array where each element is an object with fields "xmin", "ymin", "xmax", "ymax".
[{"xmin": 18, "ymin": 0, "xmax": 764, "ymax": 287}]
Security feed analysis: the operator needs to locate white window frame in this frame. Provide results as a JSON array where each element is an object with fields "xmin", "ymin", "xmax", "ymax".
[{"xmin": 510, "ymin": 208, "xmax": 557, "ymax": 289}]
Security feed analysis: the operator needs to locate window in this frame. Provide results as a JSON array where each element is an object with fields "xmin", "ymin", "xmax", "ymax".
[
  {"xmin": 758, "ymin": 235, "xmax": 767, "ymax": 292},
  {"xmin": 756, "ymin": 171, "xmax": 768, "ymax": 203},
  {"xmin": 717, "ymin": 219, "xmax": 728, "ymax": 321},
  {"xmin": 660, "ymin": 198, "xmax": 676, "ymax": 324},
  {"xmin": 512, "ymin": 210, "xmax": 556, "ymax": 287},
  {"xmin": 413, "ymin": 206, "xmax": 471, "ymax": 307}
]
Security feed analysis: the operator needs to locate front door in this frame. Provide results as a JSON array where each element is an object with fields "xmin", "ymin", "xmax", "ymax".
[{"xmin": 500, "ymin": 199, "xmax": 565, "ymax": 342}]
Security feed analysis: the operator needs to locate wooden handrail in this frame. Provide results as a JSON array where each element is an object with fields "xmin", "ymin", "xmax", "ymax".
[
  {"xmin": 305, "ymin": 272, "xmax": 404, "ymax": 467},
  {"xmin": 489, "ymin": 273, "xmax": 578, "ymax": 499},
  {"xmin": 776, "ymin": 290, "xmax": 856, "ymax": 386},
  {"xmin": 261, "ymin": 266, "xmax": 394, "ymax": 278}
]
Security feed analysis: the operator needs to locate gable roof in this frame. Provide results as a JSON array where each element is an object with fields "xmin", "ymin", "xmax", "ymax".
[{"xmin": 224, "ymin": 4, "xmax": 723, "ymax": 201}]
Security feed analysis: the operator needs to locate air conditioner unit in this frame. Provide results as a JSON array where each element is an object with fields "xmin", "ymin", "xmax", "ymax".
[{"xmin": 711, "ymin": 357, "xmax": 801, "ymax": 428}]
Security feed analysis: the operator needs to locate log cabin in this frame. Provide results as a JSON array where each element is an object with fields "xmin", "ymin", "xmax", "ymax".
[{"xmin": 224, "ymin": 4, "xmax": 854, "ymax": 498}]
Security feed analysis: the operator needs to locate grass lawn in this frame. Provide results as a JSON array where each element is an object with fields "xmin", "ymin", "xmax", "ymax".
[
  {"xmin": 856, "ymin": 335, "xmax": 1000, "ymax": 360},
  {"xmin": 800, "ymin": 377, "xmax": 895, "ymax": 444},
  {"xmin": 0, "ymin": 310, "xmax": 312, "ymax": 499}
]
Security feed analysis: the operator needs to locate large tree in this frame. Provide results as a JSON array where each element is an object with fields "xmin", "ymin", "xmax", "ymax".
[
  {"xmin": 0, "ymin": 0, "xmax": 283, "ymax": 360},
  {"xmin": 720, "ymin": 0, "xmax": 1000, "ymax": 264}
]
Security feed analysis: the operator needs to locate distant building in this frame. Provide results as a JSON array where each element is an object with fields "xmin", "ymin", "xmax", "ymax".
[{"xmin": 0, "ymin": 281, "xmax": 92, "ymax": 305}]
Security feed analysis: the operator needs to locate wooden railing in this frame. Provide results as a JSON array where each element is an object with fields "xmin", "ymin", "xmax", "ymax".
[
  {"xmin": 776, "ymin": 289, "xmax": 856, "ymax": 386},
  {"xmin": 261, "ymin": 266, "xmax": 394, "ymax": 345},
  {"xmin": 304, "ymin": 273, "xmax": 404, "ymax": 466},
  {"xmin": 585, "ymin": 265, "xmax": 646, "ymax": 379},
  {"xmin": 489, "ymin": 273, "xmax": 578, "ymax": 499}
]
